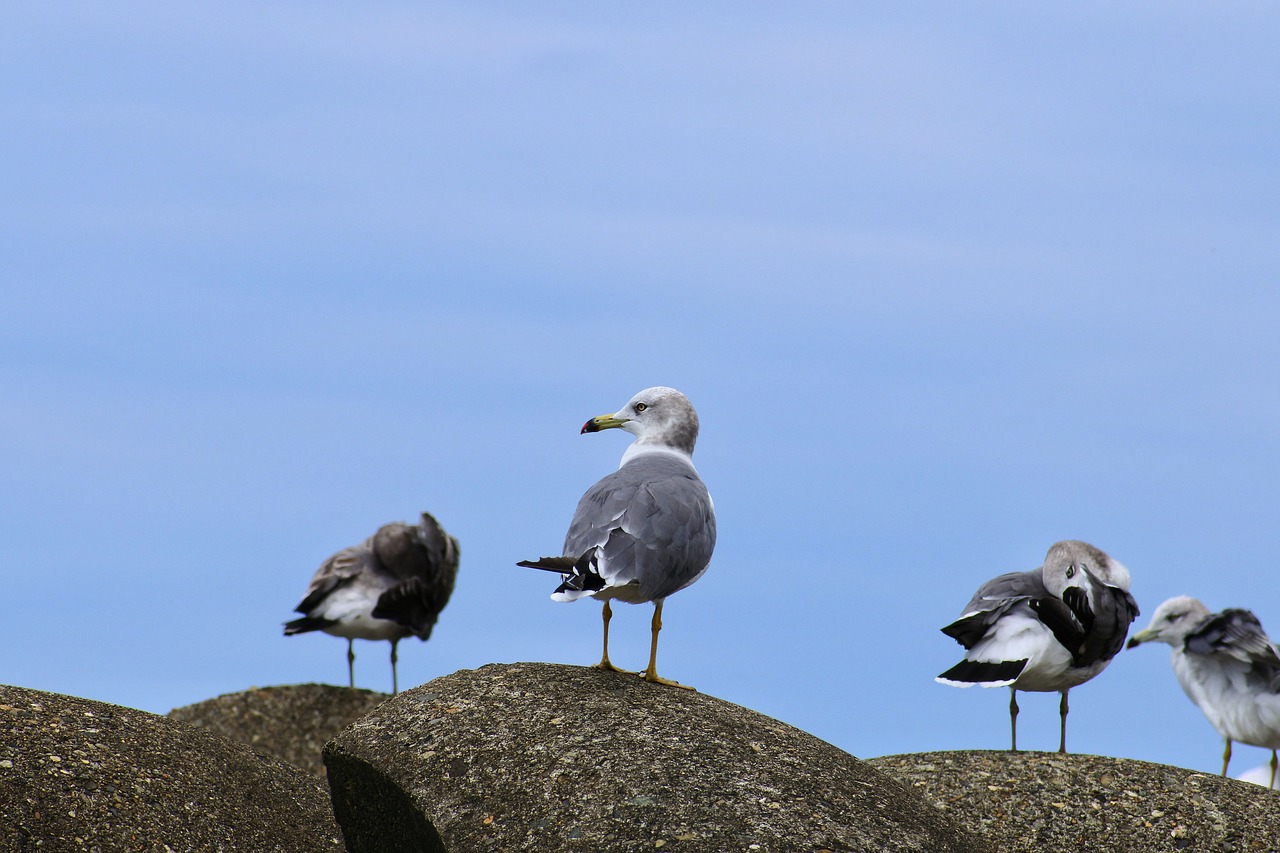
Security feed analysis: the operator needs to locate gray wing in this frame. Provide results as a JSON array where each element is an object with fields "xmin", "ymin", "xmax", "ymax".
[
  {"xmin": 563, "ymin": 454, "xmax": 716, "ymax": 601},
  {"xmin": 1186, "ymin": 609, "xmax": 1280, "ymax": 672},
  {"xmin": 370, "ymin": 513, "xmax": 461, "ymax": 639},
  {"xmin": 284, "ymin": 538, "xmax": 381, "ymax": 635},
  {"xmin": 957, "ymin": 568, "xmax": 1046, "ymax": 615},
  {"xmin": 293, "ymin": 539, "xmax": 377, "ymax": 615},
  {"xmin": 941, "ymin": 569, "xmax": 1045, "ymax": 649}
]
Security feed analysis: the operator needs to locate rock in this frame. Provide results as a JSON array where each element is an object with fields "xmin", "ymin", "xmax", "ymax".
[
  {"xmin": 869, "ymin": 750, "xmax": 1280, "ymax": 852},
  {"xmin": 325, "ymin": 662, "xmax": 987, "ymax": 852},
  {"xmin": 169, "ymin": 683, "xmax": 388, "ymax": 776},
  {"xmin": 0, "ymin": 684, "xmax": 342, "ymax": 851}
]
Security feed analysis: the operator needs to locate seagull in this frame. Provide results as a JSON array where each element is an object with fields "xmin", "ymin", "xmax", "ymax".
[
  {"xmin": 1127, "ymin": 596, "xmax": 1280, "ymax": 788},
  {"xmin": 284, "ymin": 512, "xmax": 459, "ymax": 694},
  {"xmin": 937, "ymin": 540, "xmax": 1140, "ymax": 752},
  {"xmin": 518, "ymin": 387, "xmax": 716, "ymax": 690}
]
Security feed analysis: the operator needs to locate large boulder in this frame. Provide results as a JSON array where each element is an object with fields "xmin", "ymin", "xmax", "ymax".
[
  {"xmin": 0, "ymin": 684, "xmax": 342, "ymax": 851},
  {"xmin": 869, "ymin": 750, "xmax": 1280, "ymax": 852},
  {"xmin": 169, "ymin": 683, "xmax": 388, "ymax": 776},
  {"xmin": 325, "ymin": 662, "xmax": 987, "ymax": 852}
]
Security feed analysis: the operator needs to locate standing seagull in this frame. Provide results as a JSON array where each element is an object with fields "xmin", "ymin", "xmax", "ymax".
[
  {"xmin": 1128, "ymin": 596, "xmax": 1280, "ymax": 788},
  {"xmin": 518, "ymin": 387, "xmax": 716, "ymax": 690},
  {"xmin": 284, "ymin": 512, "xmax": 459, "ymax": 694},
  {"xmin": 937, "ymin": 540, "xmax": 1140, "ymax": 752}
]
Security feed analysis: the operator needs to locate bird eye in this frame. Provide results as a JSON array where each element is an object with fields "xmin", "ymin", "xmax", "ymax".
[
  {"xmin": 634, "ymin": 402, "xmax": 647, "ymax": 412},
  {"xmin": 1065, "ymin": 565, "xmax": 1075, "ymax": 579}
]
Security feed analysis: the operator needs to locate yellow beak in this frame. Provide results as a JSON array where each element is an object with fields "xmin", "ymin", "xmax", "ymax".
[{"xmin": 581, "ymin": 413, "xmax": 630, "ymax": 434}]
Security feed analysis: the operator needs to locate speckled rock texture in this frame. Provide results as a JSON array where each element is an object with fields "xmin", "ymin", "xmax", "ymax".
[
  {"xmin": 168, "ymin": 683, "xmax": 388, "ymax": 776},
  {"xmin": 325, "ymin": 662, "xmax": 988, "ymax": 853},
  {"xmin": 869, "ymin": 750, "xmax": 1280, "ymax": 852},
  {"xmin": 0, "ymin": 684, "xmax": 343, "ymax": 851}
]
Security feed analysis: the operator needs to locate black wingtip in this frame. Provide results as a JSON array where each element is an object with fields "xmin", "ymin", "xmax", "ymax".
[
  {"xmin": 282, "ymin": 616, "xmax": 334, "ymax": 636},
  {"xmin": 940, "ymin": 612, "xmax": 989, "ymax": 649},
  {"xmin": 517, "ymin": 556, "xmax": 577, "ymax": 573},
  {"xmin": 1062, "ymin": 586, "xmax": 1095, "ymax": 628}
]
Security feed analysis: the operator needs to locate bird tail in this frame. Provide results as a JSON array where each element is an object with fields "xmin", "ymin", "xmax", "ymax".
[{"xmin": 935, "ymin": 658, "xmax": 1027, "ymax": 687}]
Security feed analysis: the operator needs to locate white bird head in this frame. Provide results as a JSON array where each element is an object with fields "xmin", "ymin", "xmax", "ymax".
[
  {"xmin": 1127, "ymin": 595, "xmax": 1212, "ymax": 648},
  {"xmin": 581, "ymin": 386, "xmax": 700, "ymax": 456}
]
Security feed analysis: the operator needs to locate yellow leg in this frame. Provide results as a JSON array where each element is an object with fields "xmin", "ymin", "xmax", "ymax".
[
  {"xmin": 592, "ymin": 601, "xmax": 631, "ymax": 673},
  {"xmin": 1221, "ymin": 738, "xmax": 1232, "ymax": 776},
  {"xmin": 641, "ymin": 600, "xmax": 694, "ymax": 690}
]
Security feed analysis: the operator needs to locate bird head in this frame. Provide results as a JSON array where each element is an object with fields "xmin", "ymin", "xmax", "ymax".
[
  {"xmin": 1127, "ymin": 595, "xmax": 1210, "ymax": 649},
  {"xmin": 1041, "ymin": 540, "xmax": 1116, "ymax": 628},
  {"xmin": 581, "ymin": 386, "xmax": 699, "ymax": 455}
]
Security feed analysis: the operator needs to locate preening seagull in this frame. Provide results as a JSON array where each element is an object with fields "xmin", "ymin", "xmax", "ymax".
[
  {"xmin": 518, "ymin": 387, "xmax": 716, "ymax": 690},
  {"xmin": 1127, "ymin": 596, "xmax": 1280, "ymax": 788},
  {"xmin": 284, "ymin": 512, "xmax": 459, "ymax": 694},
  {"xmin": 937, "ymin": 540, "xmax": 1140, "ymax": 752}
]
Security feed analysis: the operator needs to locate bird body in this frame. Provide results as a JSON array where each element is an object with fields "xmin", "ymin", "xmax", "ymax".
[
  {"xmin": 284, "ymin": 511, "xmax": 459, "ymax": 693},
  {"xmin": 519, "ymin": 387, "xmax": 715, "ymax": 688},
  {"xmin": 1128, "ymin": 596, "xmax": 1280, "ymax": 784},
  {"xmin": 553, "ymin": 449, "xmax": 714, "ymax": 605},
  {"xmin": 938, "ymin": 540, "xmax": 1140, "ymax": 751}
]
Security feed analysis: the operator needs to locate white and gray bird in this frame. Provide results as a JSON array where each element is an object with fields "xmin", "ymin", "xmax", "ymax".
[
  {"xmin": 937, "ymin": 540, "xmax": 1140, "ymax": 752},
  {"xmin": 284, "ymin": 512, "xmax": 459, "ymax": 694},
  {"xmin": 518, "ymin": 387, "xmax": 716, "ymax": 690},
  {"xmin": 1128, "ymin": 596, "xmax": 1280, "ymax": 788}
]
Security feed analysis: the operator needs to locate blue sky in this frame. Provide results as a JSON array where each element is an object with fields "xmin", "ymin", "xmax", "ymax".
[{"xmin": 4, "ymin": 3, "xmax": 1279, "ymax": 779}]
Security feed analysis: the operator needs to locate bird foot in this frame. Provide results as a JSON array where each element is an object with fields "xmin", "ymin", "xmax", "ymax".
[
  {"xmin": 641, "ymin": 669, "xmax": 696, "ymax": 691},
  {"xmin": 592, "ymin": 659, "xmax": 634, "ymax": 674}
]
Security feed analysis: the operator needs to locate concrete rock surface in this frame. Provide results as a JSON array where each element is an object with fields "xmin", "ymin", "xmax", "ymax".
[
  {"xmin": 169, "ymin": 683, "xmax": 388, "ymax": 776},
  {"xmin": 870, "ymin": 750, "xmax": 1280, "ymax": 852},
  {"xmin": 0, "ymin": 684, "xmax": 342, "ymax": 852},
  {"xmin": 325, "ymin": 662, "xmax": 988, "ymax": 853}
]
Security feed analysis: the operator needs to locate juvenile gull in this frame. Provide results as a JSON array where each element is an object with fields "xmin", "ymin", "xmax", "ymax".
[
  {"xmin": 284, "ymin": 511, "xmax": 459, "ymax": 694},
  {"xmin": 1128, "ymin": 596, "xmax": 1280, "ymax": 788},
  {"xmin": 937, "ymin": 540, "xmax": 1140, "ymax": 752},
  {"xmin": 518, "ymin": 387, "xmax": 716, "ymax": 689}
]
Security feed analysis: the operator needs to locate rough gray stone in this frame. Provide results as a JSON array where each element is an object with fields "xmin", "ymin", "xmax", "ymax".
[
  {"xmin": 169, "ymin": 683, "xmax": 388, "ymax": 776},
  {"xmin": 869, "ymin": 750, "xmax": 1280, "ymax": 852},
  {"xmin": 325, "ymin": 662, "xmax": 988, "ymax": 852},
  {"xmin": 0, "ymin": 684, "xmax": 342, "ymax": 852}
]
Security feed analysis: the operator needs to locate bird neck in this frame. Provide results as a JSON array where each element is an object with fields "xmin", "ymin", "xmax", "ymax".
[{"xmin": 620, "ymin": 442, "xmax": 697, "ymax": 470}]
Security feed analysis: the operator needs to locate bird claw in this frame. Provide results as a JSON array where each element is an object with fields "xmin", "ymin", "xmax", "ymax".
[
  {"xmin": 592, "ymin": 659, "xmax": 634, "ymax": 675},
  {"xmin": 641, "ymin": 669, "xmax": 696, "ymax": 691}
]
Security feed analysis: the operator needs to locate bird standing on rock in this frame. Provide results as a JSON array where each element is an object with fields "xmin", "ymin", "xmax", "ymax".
[
  {"xmin": 284, "ymin": 511, "xmax": 459, "ymax": 694},
  {"xmin": 937, "ymin": 540, "xmax": 1140, "ymax": 752},
  {"xmin": 519, "ymin": 387, "xmax": 716, "ymax": 690},
  {"xmin": 1128, "ymin": 596, "xmax": 1280, "ymax": 788}
]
